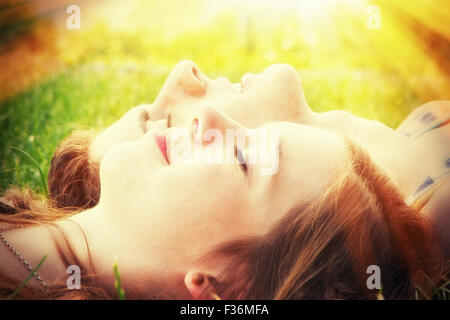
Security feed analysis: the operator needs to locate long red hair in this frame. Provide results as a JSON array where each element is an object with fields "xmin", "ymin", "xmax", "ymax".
[
  {"xmin": 197, "ymin": 139, "xmax": 447, "ymax": 299},
  {"xmin": 47, "ymin": 131, "xmax": 100, "ymax": 210}
]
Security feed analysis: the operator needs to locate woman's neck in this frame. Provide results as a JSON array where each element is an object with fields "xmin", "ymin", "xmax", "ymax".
[
  {"xmin": 69, "ymin": 205, "xmax": 172, "ymax": 298},
  {"xmin": 1, "ymin": 204, "xmax": 192, "ymax": 298},
  {"xmin": 0, "ymin": 206, "xmax": 120, "ymax": 296},
  {"xmin": 67, "ymin": 205, "xmax": 123, "ymax": 294}
]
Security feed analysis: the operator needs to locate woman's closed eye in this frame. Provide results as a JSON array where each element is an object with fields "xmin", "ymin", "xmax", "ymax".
[{"xmin": 234, "ymin": 145, "xmax": 248, "ymax": 176}]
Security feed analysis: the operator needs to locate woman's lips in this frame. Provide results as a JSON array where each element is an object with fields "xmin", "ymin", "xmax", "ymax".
[{"xmin": 154, "ymin": 134, "xmax": 170, "ymax": 164}]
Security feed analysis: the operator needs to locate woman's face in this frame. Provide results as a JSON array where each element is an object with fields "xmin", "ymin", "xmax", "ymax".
[
  {"xmin": 89, "ymin": 60, "xmax": 309, "ymax": 161},
  {"xmin": 98, "ymin": 106, "xmax": 349, "ymax": 271}
]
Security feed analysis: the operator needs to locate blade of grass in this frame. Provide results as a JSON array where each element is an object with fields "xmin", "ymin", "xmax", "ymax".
[
  {"xmin": 434, "ymin": 280, "xmax": 450, "ymax": 293},
  {"xmin": 113, "ymin": 259, "xmax": 126, "ymax": 300},
  {"xmin": 377, "ymin": 285, "xmax": 384, "ymax": 300},
  {"xmin": 414, "ymin": 284, "xmax": 431, "ymax": 300},
  {"xmin": 432, "ymin": 279, "xmax": 450, "ymax": 300},
  {"xmin": 7, "ymin": 254, "xmax": 47, "ymax": 300},
  {"xmin": 10, "ymin": 145, "xmax": 48, "ymax": 195}
]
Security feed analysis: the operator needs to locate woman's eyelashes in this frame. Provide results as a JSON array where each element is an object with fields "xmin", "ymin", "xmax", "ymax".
[{"xmin": 234, "ymin": 145, "xmax": 248, "ymax": 175}]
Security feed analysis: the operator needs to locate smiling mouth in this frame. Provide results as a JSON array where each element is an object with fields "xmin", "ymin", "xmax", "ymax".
[{"xmin": 153, "ymin": 134, "xmax": 170, "ymax": 164}]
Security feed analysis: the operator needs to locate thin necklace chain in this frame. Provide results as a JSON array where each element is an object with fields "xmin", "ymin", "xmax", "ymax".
[{"xmin": 0, "ymin": 225, "xmax": 51, "ymax": 299}]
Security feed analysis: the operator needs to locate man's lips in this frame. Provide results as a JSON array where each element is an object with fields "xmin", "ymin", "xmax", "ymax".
[{"xmin": 154, "ymin": 134, "xmax": 169, "ymax": 164}]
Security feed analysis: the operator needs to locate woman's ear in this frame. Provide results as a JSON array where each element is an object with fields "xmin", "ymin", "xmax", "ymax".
[{"xmin": 184, "ymin": 271, "xmax": 221, "ymax": 300}]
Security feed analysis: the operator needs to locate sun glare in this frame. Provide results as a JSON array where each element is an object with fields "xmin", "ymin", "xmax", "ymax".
[{"xmin": 229, "ymin": 0, "xmax": 368, "ymax": 15}]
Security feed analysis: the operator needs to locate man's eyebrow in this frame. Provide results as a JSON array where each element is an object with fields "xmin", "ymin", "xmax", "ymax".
[{"xmin": 139, "ymin": 109, "xmax": 150, "ymax": 133}]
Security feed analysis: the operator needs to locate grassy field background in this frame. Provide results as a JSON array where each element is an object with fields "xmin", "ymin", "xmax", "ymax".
[{"xmin": 1, "ymin": 0, "xmax": 449, "ymax": 195}]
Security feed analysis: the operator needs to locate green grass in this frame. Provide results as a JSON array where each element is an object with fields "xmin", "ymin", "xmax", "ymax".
[{"xmin": 0, "ymin": 61, "xmax": 168, "ymax": 194}]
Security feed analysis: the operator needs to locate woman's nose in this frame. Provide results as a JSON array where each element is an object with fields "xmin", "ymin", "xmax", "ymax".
[
  {"xmin": 193, "ymin": 106, "xmax": 245, "ymax": 145},
  {"xmin": 170, "ymin": 60, "xmax": 206, "ymax": 96}
]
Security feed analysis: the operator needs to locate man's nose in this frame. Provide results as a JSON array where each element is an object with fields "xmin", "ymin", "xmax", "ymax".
[{"xmin": 171, "ymin": 60, "xmax": 206, "ymax": 96}]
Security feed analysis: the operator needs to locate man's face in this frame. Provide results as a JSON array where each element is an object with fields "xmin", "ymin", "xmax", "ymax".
[{"xmin": 89, "ymin": 60, "xmax": 309, "ymax": 161}]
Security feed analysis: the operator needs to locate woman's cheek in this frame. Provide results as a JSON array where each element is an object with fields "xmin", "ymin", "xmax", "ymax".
[{"xmin": 98, "ymin": 142, "xmax": 152, "ymax": 207}]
